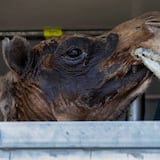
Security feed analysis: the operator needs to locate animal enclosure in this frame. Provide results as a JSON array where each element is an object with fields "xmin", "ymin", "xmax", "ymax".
[
  {"xmin": 0, "ymin": 0, "xmax": 160, "ymax": 159},
  {"xmin": 0, "ymin": 122, "xmax": 160, "ymax": 159}
]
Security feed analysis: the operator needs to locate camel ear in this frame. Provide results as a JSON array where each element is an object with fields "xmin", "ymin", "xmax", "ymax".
[{"xmin": 2, "ymin": 36, "xmax": 31, "ymax": 75}]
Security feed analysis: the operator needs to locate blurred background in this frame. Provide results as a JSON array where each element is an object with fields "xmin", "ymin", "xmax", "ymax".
[{"xmin": 0, "ymin": 0, "xmax": 160, "ymax": 120}]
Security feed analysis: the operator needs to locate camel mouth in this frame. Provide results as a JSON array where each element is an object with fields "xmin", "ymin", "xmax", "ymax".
[{"xmin": 133, "ymin": 47, "xmax": 160, "ymax": 79}]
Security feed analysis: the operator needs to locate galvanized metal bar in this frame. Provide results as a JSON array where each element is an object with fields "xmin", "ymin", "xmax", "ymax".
[
  {"xmin": 0, "ymin": 121, "xmax": 160, "ymax": 149},
  {"xmin": 6, "ymin": 149, "xmax": 160, "ymax": 160},
  {"xmin": 1, "ymin": 149, "xmax": 160, "ymax": 160},
  {"xmin": 0, "ymin": 29, "xmax": 109, "ymax": 40},
  {"xmin": 128, "ymin": 95, "xmax": 145, "ymax": 121}
]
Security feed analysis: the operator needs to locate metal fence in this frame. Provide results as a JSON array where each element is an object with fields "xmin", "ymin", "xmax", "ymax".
[{"xmin": 0, "ymin": 121, "xmax": 159, "ymax": 160}]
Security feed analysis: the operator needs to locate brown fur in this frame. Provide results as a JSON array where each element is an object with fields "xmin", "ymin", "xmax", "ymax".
[
  {"xmin": 0, "ymin": 72, "xmax": 17, "ymax": 121},
  {"xmin": 1, "ymin": 11, "xmax": 160, "ymax": 121}
]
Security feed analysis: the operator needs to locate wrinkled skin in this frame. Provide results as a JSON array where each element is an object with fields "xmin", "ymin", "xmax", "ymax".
[
  {"xmin": 1, "ymin": 33, "xmax": 151, "ymax": 121},
  {"xmin": 3, "ymin": 11, "xmax": 160, "ymax": 121}
]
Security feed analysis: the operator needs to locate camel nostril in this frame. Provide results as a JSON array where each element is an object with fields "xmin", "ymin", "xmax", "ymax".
[
  {"xmin": 107, "ymin": 33, "xmax": 119, "ymax": 42},
  {"xmin": 135, "ymin": 26, "xmax": 141, "ymax": 30}
]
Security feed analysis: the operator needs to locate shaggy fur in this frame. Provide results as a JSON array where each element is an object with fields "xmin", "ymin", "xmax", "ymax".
[
  {"xmin": 0, "ymin": 72, "xmax": 17, "ymax": 121},
  {"xmin": 1, "ymin": 12, "xmax": 160, "ymax": 121}
]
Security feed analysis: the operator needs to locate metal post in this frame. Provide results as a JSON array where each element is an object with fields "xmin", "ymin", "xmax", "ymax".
[{"xmin": 128, "ymin": 94, "xmax": 145, "ymax": 121}]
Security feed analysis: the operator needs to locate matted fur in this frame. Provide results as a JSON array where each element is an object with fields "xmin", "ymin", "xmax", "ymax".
[{"xmin": 1, "ymin": 11, "xmax": 160, "ymax": 121}]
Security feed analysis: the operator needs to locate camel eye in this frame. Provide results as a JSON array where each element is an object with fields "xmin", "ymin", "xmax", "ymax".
[
  {"xmin": 66, "ymin": 48, "xmax": 82, "ymax": 58},
  {"xmin": 63, "ymin": 48, "xmax": 87, "ymax": 66}
]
